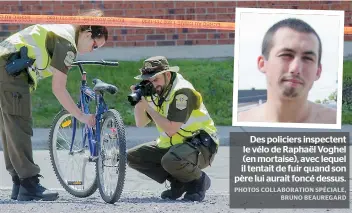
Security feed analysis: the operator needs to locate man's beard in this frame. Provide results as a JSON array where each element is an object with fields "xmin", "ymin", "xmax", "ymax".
[
  {"xmin": 283, "ymin": 87, "xmax": 299, "ymax": 98},
  {"xmin": 155, "ymin": 75, "xmax": 169, "ymax": 96},
  {"xmin": 279, "ymin": 74, "xmax": 305, "ymax": 98},
  {"xmin": 155, "ymin": 85, "xmax": 166, "ymax": 96}
]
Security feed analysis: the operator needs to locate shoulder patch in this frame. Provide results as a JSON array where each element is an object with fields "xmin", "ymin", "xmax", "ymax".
[
  {"xmin": 64, "ymin": 51, "xmax": 75, "ymax": 67},
  {"xmin": 175, "ymin": 94, "xmax": 188, "ymax": 110}
]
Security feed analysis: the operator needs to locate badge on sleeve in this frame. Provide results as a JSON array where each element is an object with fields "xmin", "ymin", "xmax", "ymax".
[
  {"xmin": 175, "ymin": 94, "xmax": 188, "ymax": 110},
  {"xmin": 64, "ymin": 51, "xmax": 75, "ymax": 67}
]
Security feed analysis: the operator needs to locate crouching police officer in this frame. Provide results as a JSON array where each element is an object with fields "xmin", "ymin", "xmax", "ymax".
[
  {"xmin": 0, "ymin": 9, "xmax": 108, "ymax": 201},
  {"xmin": 127, "ymin": 56, "xmax": 219, "ymax": 202}
]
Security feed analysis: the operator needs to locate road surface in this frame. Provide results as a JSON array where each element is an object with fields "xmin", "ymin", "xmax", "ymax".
[
  {"xmin": 1, "ymin": 126, "xmax": 352, "ymax": 212},
  {"xmin": 0, "ymin": 147, "xmax": 351, "ymax": 212}
]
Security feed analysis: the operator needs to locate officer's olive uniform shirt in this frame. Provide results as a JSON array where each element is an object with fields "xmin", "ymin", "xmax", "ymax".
[
  {"xmin": 167, "ymin": 88, "xmax": 198, "ymax": 123},
  {"xmin": 147, "ymin": 87, "xmax": 198, "ymax": 124},
  {"xmin": 45, "ymin": 32, "xmax": 77, "ymax": 74},
  {"xmin": 0, "ymin": 31, "xmax": 76, "ymax": 75}
]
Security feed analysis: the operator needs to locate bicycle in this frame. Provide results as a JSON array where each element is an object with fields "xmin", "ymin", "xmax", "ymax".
[{"xmin": 48, "ymin": 60, "xmax": 127, "ymax": 204}]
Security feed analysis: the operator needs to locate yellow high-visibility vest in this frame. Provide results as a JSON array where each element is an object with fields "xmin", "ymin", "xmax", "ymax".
[
  {"xmin": 0, "ymin": 24, "xmax": 77, "ymax": 92},
  {"xmin": 147, "ymin": 73, "xmax": 219, "ymax": 148}
]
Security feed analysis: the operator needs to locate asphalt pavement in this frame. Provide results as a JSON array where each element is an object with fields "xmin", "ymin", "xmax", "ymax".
[
  {"xmin": 1, "ymin": 147, "xmax": 351, "ymax": 213},
  {"xmin": 1, "ymin": 125, "xmax": 352, "ymax": 212}
]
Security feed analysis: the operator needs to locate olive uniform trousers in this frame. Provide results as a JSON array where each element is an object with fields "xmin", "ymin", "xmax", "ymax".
[
  {"xmin": 127, "ymin": 139, "xmax": 216, "ymax": 184},
  {"xmin": 0, "ymin": 57, "xmax": 40, "ymax": 179}
]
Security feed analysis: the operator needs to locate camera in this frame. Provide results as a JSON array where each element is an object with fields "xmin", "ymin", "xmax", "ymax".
[{"xmin": 127, "ymin": 80, "xmax": 154, "ymax": 106}]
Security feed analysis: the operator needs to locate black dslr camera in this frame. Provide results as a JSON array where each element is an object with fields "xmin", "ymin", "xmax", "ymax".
[{"xmin": 127, "ymin": 80, "xmax": 154, "ymax": 106}]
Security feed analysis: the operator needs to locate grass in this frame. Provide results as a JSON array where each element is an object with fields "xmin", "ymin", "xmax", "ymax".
[
  {"xmin": 342, "ymin": 61, "xmax": 352, "ymax": 79},
  {"xmin": 31, "ymin": 58, "xmax": 234, "ymax": 128},
  {"xmin": 341, "ymin": 61, "xmax": 352, "ymax": 124},
  {"xmin": 30, "ymin": 59, "xmax": 352, "ymax": 127}
]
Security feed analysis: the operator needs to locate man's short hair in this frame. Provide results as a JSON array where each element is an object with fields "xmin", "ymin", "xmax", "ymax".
[{"xmin": 261, "ymin": 18, "xmax": 322, "ymax": 65}]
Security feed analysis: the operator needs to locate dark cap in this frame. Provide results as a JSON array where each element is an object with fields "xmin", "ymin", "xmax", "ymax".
[{"xmin": 134, "ymin": 56, "xmax": 179, "ymax": 80}]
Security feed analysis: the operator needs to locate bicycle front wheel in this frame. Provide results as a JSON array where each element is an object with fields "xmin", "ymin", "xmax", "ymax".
[
  {"xmin": 49, "ymin": 109, "xmax": 98, "ymax": 198},
  {"xmin": 96, "ymin": 109, "xmax": 127, "ymax": 204}
]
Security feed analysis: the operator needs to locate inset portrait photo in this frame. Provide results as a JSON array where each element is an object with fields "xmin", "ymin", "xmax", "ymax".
[{"xmin": 232, "ymin": 7, "xmax": 345, "ymax": 129}]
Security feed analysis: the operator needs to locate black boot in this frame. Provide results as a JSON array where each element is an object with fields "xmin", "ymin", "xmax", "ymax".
[
  {"xmin": 161, "ymin": 178, "xmax": 187, "ymax": 200},
  {"xmin": 11, "ymin": 175, "xmax": 20, "ymax": 200},
  {"xmin": 17, "ymin": 174, "xmax": 59, "ymax": 201},
  {"xmin": 183, "ymin": 172, "xmax": 211, "ymax": 202}
]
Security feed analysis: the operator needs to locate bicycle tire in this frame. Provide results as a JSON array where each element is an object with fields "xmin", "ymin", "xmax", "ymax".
[
  {"xmin": 96, "ymin": 109, "xmax": 127, "ymax": 204},
  {"xmin": 48, "ymin": 109, "xmax": 98, "ymax": 198}
]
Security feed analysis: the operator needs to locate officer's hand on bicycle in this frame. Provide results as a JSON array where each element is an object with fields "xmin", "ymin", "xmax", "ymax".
[{"xmin": 78, "ymin": 113, "xmax": 96, "ymax": 127}]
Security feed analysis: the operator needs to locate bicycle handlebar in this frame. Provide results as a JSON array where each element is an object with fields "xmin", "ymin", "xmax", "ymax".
[{"xmin": 72, "ymin": 60, "xmax": 119, "ymax": 66}]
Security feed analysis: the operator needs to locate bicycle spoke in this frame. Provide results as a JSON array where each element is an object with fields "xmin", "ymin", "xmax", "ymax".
[
  {"xmin": 97, "ymin": 114, "xmax": 122, "ymax": 201},
  {"xmin": 49, "ymin": 111, "xmax": 97, "ymax": 197},
  {"xmin": 57, "ymin": 129, "xmax": 81, "ymax": 150},
  {"xmin": 49, "ymin": 61, "xmax": 126, "ymax": 201}
]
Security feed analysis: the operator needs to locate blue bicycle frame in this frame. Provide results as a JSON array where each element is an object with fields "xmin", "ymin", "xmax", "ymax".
[{"xmin": 68, "ymin": 60, "xmax": 119, "ymax": 159}]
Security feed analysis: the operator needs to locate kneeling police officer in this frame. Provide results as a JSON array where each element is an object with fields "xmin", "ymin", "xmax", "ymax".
[{"xmin": 127, "ymin": 56, "xmax": 219, "ymax": 202}]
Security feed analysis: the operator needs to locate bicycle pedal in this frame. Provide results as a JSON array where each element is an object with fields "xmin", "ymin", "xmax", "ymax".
[{"xmin": 67, "ymin": 181, "xmax": 83, "ymax": 186}]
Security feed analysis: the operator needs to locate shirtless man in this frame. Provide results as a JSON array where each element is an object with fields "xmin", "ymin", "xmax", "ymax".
[{"xmin": 238, "ymin": 18, "xmax": 336, "ymax": 124}]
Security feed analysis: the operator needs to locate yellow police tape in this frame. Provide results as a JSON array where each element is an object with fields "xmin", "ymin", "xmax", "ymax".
[{"xmin": 0, "ymin": 14, "xmax": 351, "ymax": 34}]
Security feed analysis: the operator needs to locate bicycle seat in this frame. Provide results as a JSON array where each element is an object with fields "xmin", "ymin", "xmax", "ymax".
[{"xmin": 92, "ymin": 79, "xmax": 118, "ymax": 95}]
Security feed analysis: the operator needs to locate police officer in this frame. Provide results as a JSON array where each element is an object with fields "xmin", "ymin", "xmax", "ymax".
[
  {"xmin": 0, "ymin": 9, "xmax": 108, "ymax": 201},
  {"xmin": 127, "ymin": 56, "xmax": 219, "ymax": 202}
]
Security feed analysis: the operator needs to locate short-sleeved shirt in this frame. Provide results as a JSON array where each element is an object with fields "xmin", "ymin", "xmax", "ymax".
[
  {"xmin": 146, "ymin": 88, "xmax": 198, "ymax": 124},
  {"xmin": 167, "ymin": 88, "xmax": 198, "ymax": 123},
  {"xmin": 46, "ymin": 32, "xmax": 77, "ymax": 74}
]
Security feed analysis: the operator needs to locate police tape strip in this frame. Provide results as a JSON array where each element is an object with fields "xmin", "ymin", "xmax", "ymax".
[
  {"xmin": 0, "ymin": 14, "xmax": 234, "ymax": 30},
  {"xmin": 0, "ymin": 14, "xmax": 351, "ymax": 34}
]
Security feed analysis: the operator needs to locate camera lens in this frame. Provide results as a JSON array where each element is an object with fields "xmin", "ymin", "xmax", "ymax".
[{"xmin": 127, "ymin": 89, "xmax": 142, "ymax": 106}]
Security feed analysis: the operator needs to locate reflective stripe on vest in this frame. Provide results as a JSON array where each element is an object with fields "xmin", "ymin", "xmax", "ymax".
[
  {"xmin": 160, "ymin": 114, "xmax": 211, "ymax": 138},
  {"xmin": 150, "ymin": 73, "xmax": 219, "ymax": 148},
  {"xmin": 0, "ymin": 24, "xmax": 77, "ymax": 92}
]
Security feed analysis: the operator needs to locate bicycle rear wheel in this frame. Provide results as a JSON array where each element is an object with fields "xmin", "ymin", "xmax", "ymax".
[
  {"xmin": 49, "ymin": 109, "xmax": 98, "ymax": 197},
  {"xmin": 96, "ymin": 109, "xmax": 127, "ymax": 204}
]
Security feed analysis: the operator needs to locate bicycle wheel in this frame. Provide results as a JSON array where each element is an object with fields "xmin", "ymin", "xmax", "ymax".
[
  {"xmin": 96, "ymin": 109, "xmax": 127, "ymax": 204},
  {"xmin": 49, "ymin": 109, "xmax": 98, "ymax": 198}
]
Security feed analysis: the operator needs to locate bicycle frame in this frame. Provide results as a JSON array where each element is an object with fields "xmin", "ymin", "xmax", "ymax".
[{"xmin": 68, "ymin": 60, "xmax": 119, "ymax": 160}]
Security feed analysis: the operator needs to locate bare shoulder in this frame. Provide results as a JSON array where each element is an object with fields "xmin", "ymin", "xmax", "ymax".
[
  {"xmin": 310, "ymin": 102, "xmax": 337, "ymax": 124},
  {"xmin": 237, "ymin": 110, "xmax": 251, "ymax": 122},
  {"xmin": 237, "ymin": 105, "xmax": 264, "ymax": 122}
]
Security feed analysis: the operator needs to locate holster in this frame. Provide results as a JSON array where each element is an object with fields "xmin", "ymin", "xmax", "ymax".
[
  {"xmin": 184, "ymin": 129, "xmax": 218, "ymax": 164},
  {"xmin": 5, "ymin": 46, "xmax": 35, "ymax": 77}
]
